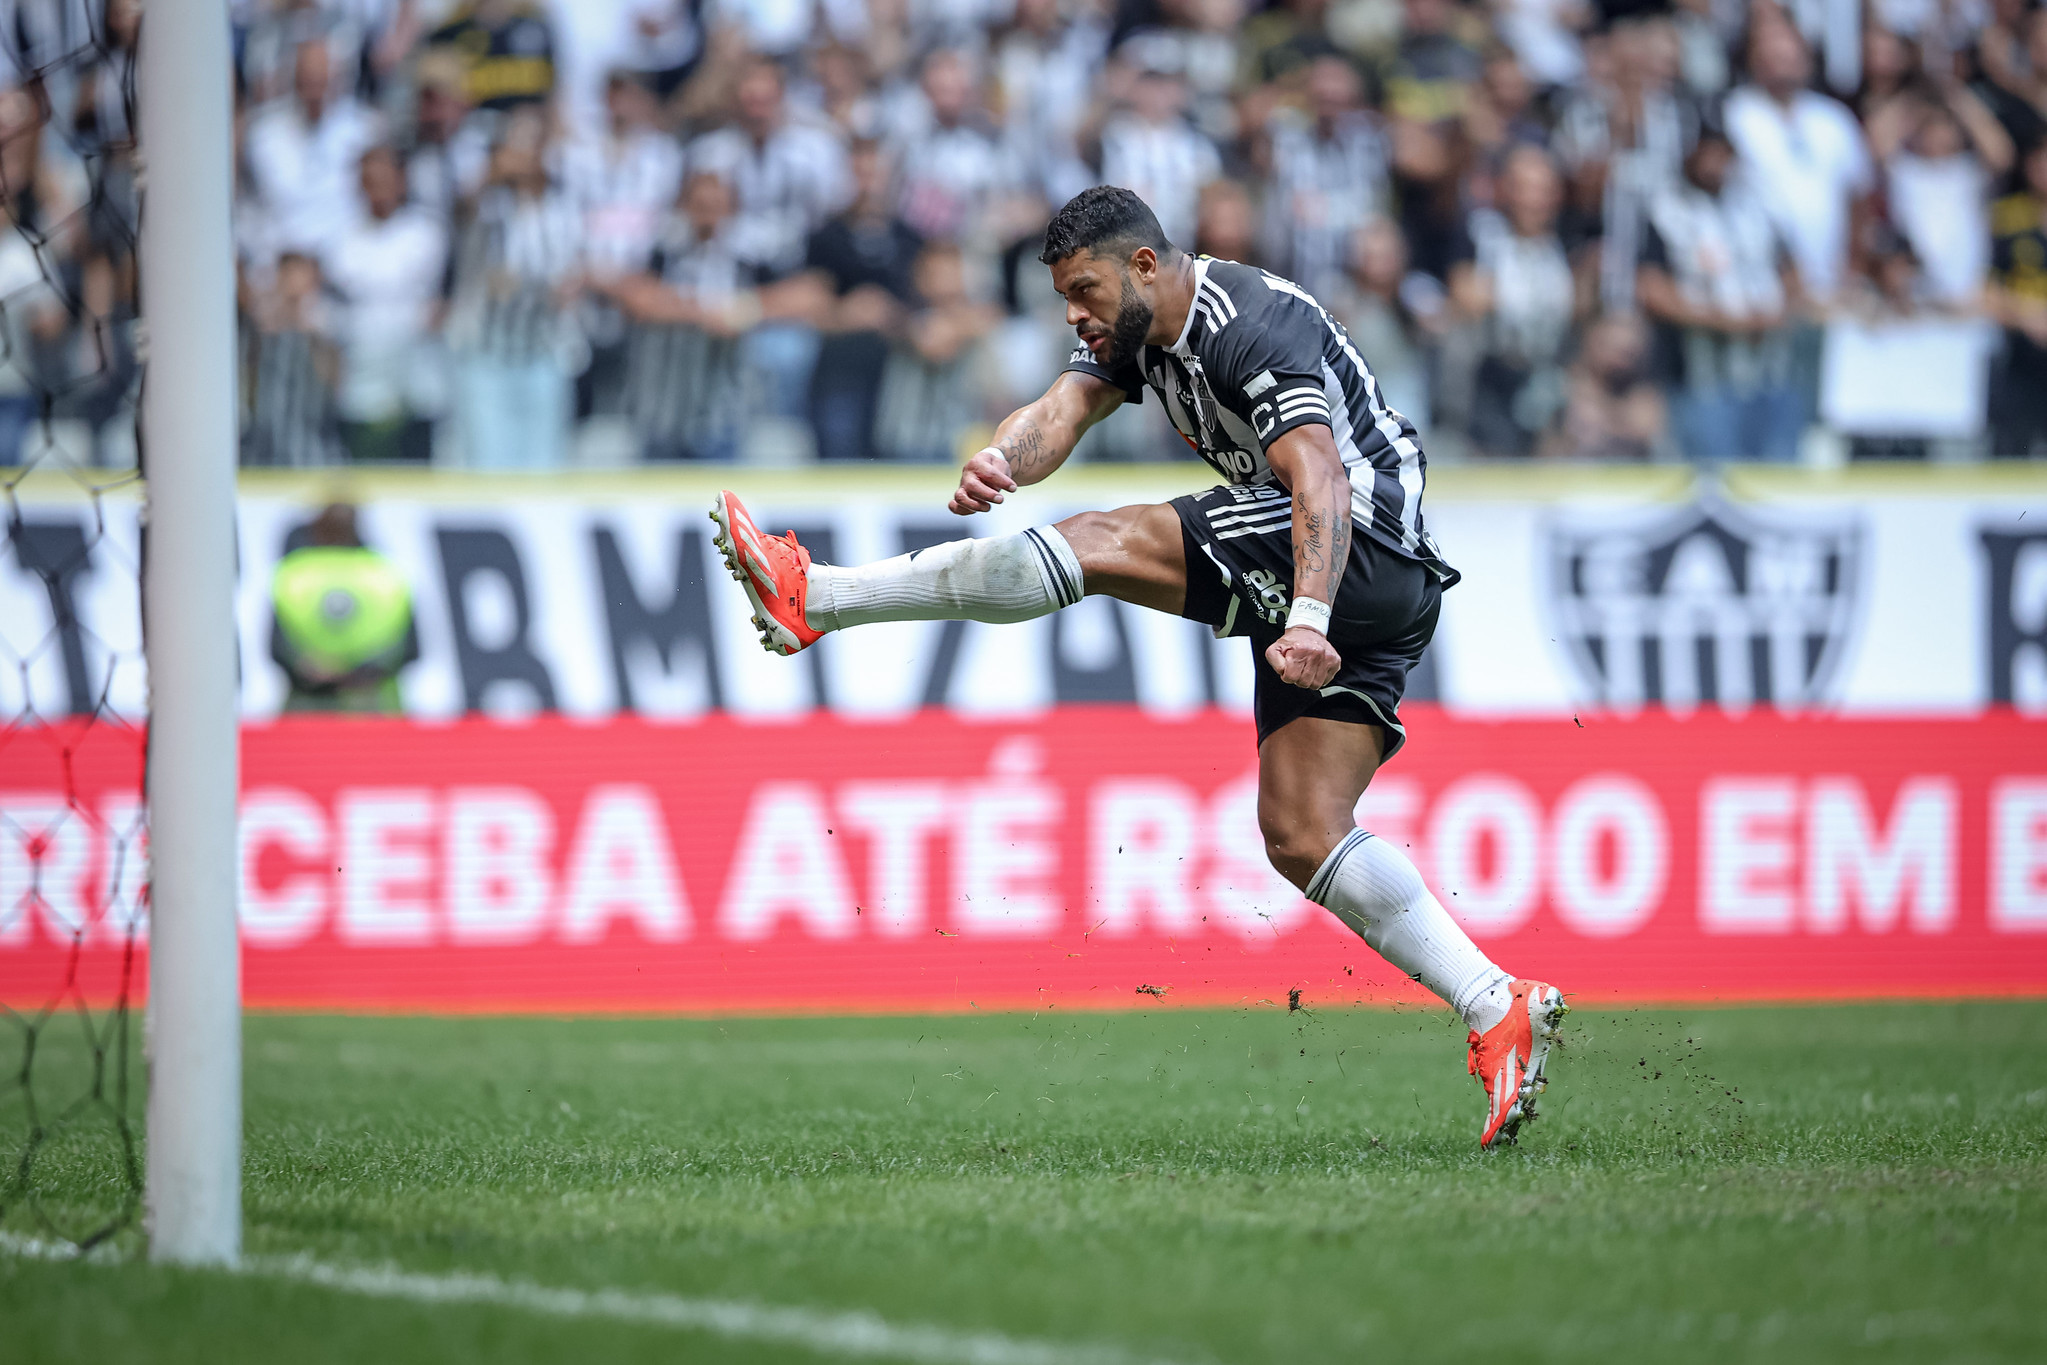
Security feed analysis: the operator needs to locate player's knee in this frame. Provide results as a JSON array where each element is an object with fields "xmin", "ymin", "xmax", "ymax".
[
  {"xmin": 1050, "ymin": 509, "xmax": 1121, "ymax": 572},
  {"xmin": 1258, "ymin": 806, "xmax": 1339, "ymax": 890}
]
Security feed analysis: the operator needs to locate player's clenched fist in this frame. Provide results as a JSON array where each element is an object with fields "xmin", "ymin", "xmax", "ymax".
[
  {"xmin": 1265, "ymin": 626, "xmax": 1342, "ymax": 690},
  {"xmin": 949, "ymin": 447, "xmax": 1018, "ymax": 515}
]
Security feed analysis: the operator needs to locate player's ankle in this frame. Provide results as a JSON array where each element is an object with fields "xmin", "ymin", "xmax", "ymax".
[{"xmin": 802, "ymin": 566, "xmax": 838, "ymax": 633}]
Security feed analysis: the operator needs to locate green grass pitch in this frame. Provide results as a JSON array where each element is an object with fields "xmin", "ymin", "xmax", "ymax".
[{"xmin": 4, "ymin": 1000, "xmax": 2045, "ymax": 1363}]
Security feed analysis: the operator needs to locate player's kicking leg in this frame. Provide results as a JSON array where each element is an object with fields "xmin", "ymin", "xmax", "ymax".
[
  {"xmin": 708, "ymin": 489, "xmax": 1180, "ymax": 653},
  {"xmin": 709, "ymin": 487, "xmax": 1566, "ymax": 1147}
]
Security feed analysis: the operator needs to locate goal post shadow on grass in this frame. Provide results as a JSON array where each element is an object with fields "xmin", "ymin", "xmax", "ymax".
[{"xmin": 1, "ymin": 0, "xmax": 241, "ymax": 1262}]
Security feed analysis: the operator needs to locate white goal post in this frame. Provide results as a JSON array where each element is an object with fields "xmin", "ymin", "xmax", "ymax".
[{"xmin": 138, "ymin": 0, "xmax": 242, "ymax": 1265}]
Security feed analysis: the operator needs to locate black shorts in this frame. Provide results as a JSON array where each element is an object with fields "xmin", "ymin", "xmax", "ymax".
[{"xmin": 1172, "ymin": 485, "xmax": 1449, "ymax": 756}]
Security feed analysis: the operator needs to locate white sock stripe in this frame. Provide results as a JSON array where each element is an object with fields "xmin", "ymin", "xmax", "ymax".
[
  {"xmin": 1305, "ymin": 828, "xmax": 1371, "ymax": 905},
  {"xmin": 1451, "ymin": 966, "xmax": 1513, "ymax": 1022},
  {"xmin": 1021, "ymin": 530, "xmax": 1065, "ymax": 606},
  {"xmin": 1023, "ymin": 528, "xmax": 1081, "ymax": 607}
]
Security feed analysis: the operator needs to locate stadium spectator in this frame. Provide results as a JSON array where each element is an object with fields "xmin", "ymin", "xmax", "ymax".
[
  {"xmin": 563, "ymin": 73, "xmax": 685, "ymax": 278},
  {"xmin": 1835, "ymin": 225, "xmax": 1944, "ymax": 461},
  {"xmin": 1724, "ymin": 17, "xmax": 1874, "ymax": 305},
  {"xmin": 887, "ymin": 48, "xmax": 1014, "ymax": 244},
  {"xmin": 1099, "ymin": 41, "xmax": 1221, "ymax": 249},
  {"xmin": 1378, "ymin": 0, "xmax": 1483, "ymax": 127},
  {"xmin": 689, "ymin": 56, "xmax": 850, "ymax": 275},
  {"xmin": 1987, "ymin": 137, "xmax": 2047, "ymax": 459},
  {"xmin": 445, "ymin": 116, "xmax": 585, "ymax": 468},
  {"xmin": 1258, "ymin": 54, "xmax": 1387, "ymax": 296},
  {"xmin": 804, "ymin": 139, "xmax": 923, "ymax": 461},
  {"xmin": 1541, "ymin": 310, "xmax": 1668, "ymax": 459},
  {"xmin": 871, "ymin": 240, "xmax": 999, "ymax": 462},
  {"xmin": 1494, "ymin": 0, "xmax": 1587, "ymax": 90},
  {"xmin": 1382, "ymin": 0, "xmax": 1482, "ymax": 284},
  {"xmin": 1977, "ymin": 3, "xmax": 2047, "ymax": 154},
  {"xmin": 617, "ymin": 0, "xmax": 706, "ymax": 103},
  {"xmin": 0, "ymin": 221, "xmax": 58, "ymax": 466},
  {"xmin": 270, "ymin": 501, "xmax": 419, "ymax": 713},
  {"xmin": 715, "ymin": 0, "xmax": 868, "ymax": 60},
  {"xmin": 241, "ymin": 38, "xmax": 382, "ymax": 259},
  {"xmin": 1194, "ymin": 177, "xmax": 1260, "ymax": 263},
  {"xmin": 1854, "ymin": 23, "xmax": 1923, "ymax": 132},
  {"xmin": 1325, "ymin": 217, "xmax": 1435, "ymax": 435},
  {"xmin": 404, "ymin": 52, "xmax": 493, "ymax": 226},
  {"xmin": 605, "ymin": 170, "xmax": 783, "ymax": 462},
  {"xmin": 322, "ymin": 146, "xmax": 450, "ymax": 463},
  {"xmin": 242, "ymin": 251, "xmax": 340, "ymax": 468},
  {"xmin": 1876, "ymin": 79, "xmax": 2012, "ymax": 307},
  {"xmin": 1465, "ymin": 44, "xmax": 1553, "ymax": 195},
  {"xmin": 424, "ymin": 0, "xmax": 558, "ymax": 114},
  {"xmin": 1238, "ymin": 0, "xmax": 1341, "ymax": 90},
  {"xmin": 1553, "ymin": 16, "xmax": 1698, "ymax": 305},
  {"xmin": 561, "ymin": 70, "xmax": 687, "ymax": 414},
  {"xmin": 1453, "ymin": 144, "xmax": 1581, "ymax": 457},
  {"xmin": 806, "ymin": 39, "xmax": 883, "ymax": 140},
  {"xmin": 1636, "ymin": 126, "xmax": 1803, "ymax": 462},
  {"xmin": 992, "ymin": 0, "xmax": 1105, "ymax": 206},
  {"xmin": 1670, "ymin": 0, "xmax": 1735, "ymax": 97},
  {"xmin": 1142, "ymin": 0, "xmax": 1244, "ymax": 146},
  {"xmin": 689, "ymin": 55, "xmax": 849, "ymax": 424}
]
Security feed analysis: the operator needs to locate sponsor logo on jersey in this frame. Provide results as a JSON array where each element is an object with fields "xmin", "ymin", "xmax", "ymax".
[
  {"xmin": 1242, "ymin": 567, "xmax": 1289, "ymax": 625},
  {"xmin": 1546, "ymin": 495, "xmax": 1863, "ymax": 711}
]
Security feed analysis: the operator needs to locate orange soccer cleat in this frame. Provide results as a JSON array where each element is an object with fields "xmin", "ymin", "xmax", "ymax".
[
  {"xmin": 710, "ymin": 490, "xmax": 824, "ymax": 656},
  {"xmin": 1469, "ymin": 979, "xmax": 1570, "ymax": 1149}
]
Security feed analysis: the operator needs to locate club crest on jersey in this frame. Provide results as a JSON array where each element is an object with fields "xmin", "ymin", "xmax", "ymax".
[{"xmin": 1545, "ymin": 494, "xmax": 1863, "ymax": 711}]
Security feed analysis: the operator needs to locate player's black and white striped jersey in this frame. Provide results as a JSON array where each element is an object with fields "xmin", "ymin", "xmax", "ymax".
[{"xmin": 1061, "ymin": 256, "xmax": 1452, "ymax": 577}]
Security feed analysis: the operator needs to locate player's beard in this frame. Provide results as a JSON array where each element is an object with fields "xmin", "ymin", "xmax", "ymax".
[{"xmin": 1101, "ymin": 272, "xmax": 1154, "ymax": 369}]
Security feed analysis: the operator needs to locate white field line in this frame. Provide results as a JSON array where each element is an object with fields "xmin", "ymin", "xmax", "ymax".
[{"xmin": 0, "ymin": 1231, "xmax": 1197, "ymax": 1365}]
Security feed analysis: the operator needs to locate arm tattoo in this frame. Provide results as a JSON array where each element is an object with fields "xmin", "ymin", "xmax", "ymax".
[
  {"xmin": 1299, "ymin": 506, "xmax": 1328, "ymax": 575},
  {"xmin": 1295, "ymin": 486, "xmax": 1349, "ymax": 608},
  {"xmin": 1000, "ymin": 422, "xmax": 1049, "ymax": 481}
]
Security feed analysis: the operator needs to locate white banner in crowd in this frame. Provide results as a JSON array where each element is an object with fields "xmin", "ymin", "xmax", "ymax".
[{"xmin": 3, "ymin": 469, "xmax": 2044, "ymax": 720}]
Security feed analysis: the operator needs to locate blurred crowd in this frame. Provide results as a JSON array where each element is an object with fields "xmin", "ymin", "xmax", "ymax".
[{"xmin": 3, "ymin": 0, "xmax": 2047, "ymax": 468}]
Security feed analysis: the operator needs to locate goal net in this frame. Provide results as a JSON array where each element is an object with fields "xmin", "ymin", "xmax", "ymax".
[{"xmin": 0, "ymin": 0, "xmax": 150, "ymax": 1252}]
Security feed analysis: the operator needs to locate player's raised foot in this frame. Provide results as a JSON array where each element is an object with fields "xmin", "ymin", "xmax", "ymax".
[
  {"xmin": 709, "ymin": 490, "xmax": 823, "ymax": 656},
  {"xmin": 1469, "ymin": 980, "xmax": 1570, "ymax": 1150}
]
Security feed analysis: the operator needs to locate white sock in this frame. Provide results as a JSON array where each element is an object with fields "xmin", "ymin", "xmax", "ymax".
[
  {"xmin": 804, "ymin": 527, "xmax": 1083, "ymax": 632},
  {"xmin": 1306, "ymin": 828, "xmax": 1515, "ymax": 1034}
]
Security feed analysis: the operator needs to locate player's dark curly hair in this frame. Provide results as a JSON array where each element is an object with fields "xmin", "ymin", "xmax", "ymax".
[{"xmin": 1038, "ymin": 186, "xmax": 1176, "ymax": 266}]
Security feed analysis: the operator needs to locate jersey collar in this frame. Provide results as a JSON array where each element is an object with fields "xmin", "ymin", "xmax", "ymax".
[{"xmin": 1165, "ymin": 256, "xmax": 1209, "ymax": 356}]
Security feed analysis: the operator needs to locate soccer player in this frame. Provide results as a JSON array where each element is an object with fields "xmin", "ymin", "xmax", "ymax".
[{"xmin": 711, "ymin": 186, "xmax": 1569, "ymax": 1147}]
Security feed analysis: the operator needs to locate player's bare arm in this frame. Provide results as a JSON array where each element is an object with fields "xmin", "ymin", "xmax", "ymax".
[
  {"xmin": 1262, "ymin": 423, "xmax": 1350, "ymax": 692},
  {"xmin": 950, "ymin": 371, "xmax": 1124, "ymax": 516}
]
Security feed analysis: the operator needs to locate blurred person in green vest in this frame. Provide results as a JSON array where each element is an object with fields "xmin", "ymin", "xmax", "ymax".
[{"xmin": 270, "ymin": 502, "xmax": 418, "ymax": 713}]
